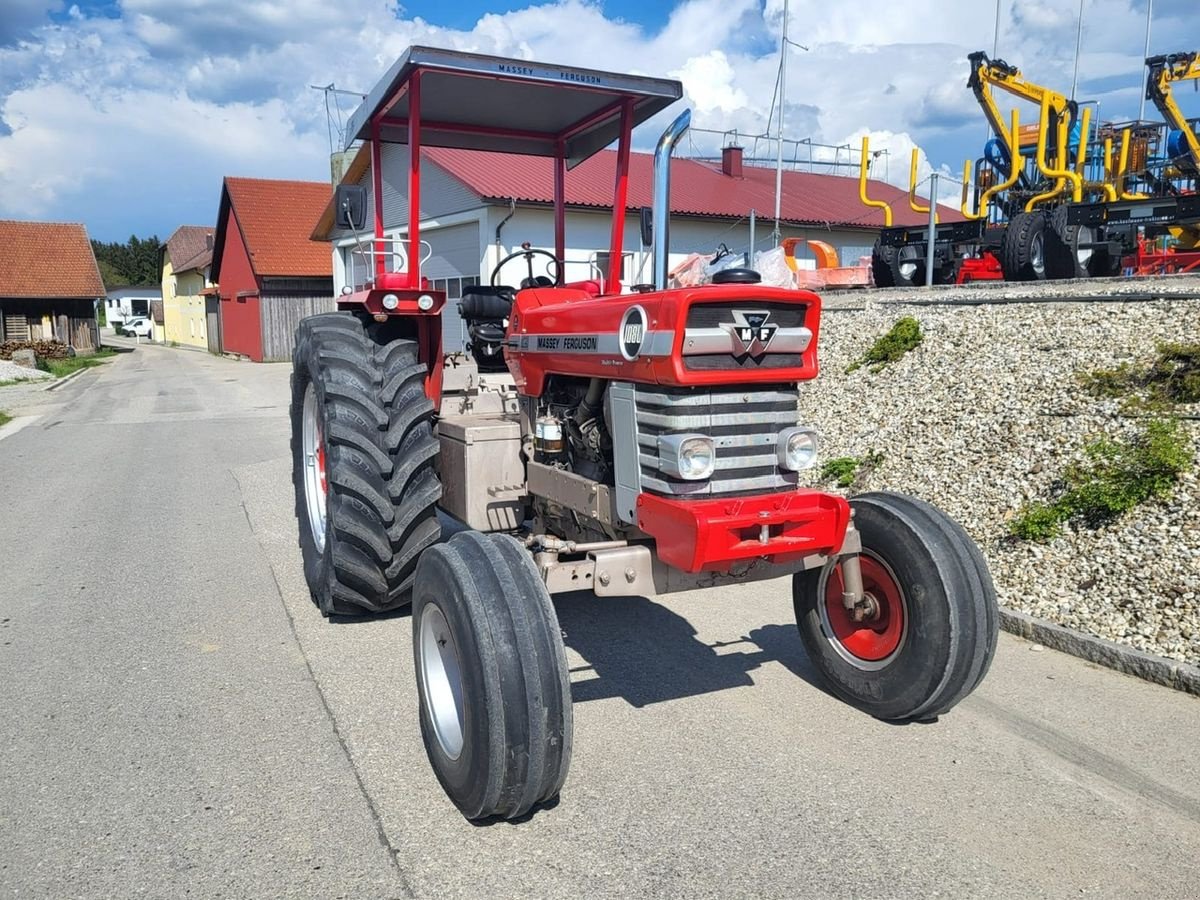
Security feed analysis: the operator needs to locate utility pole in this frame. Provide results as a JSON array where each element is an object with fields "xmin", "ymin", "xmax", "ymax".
[
  {"xmin": 773, "ymin": 0, "xmax": 788, "ymax": 247},
  {"xmin": 1137, "ymin": 0, "xmax": 1154, "ymax": 121},
  {"xmin": 924, "ymin": 173, "xmax": 939, "ymax": 288},
  {"xmin": 1070, "ymin": 0, "xmax": 1084, "ymax": 100}
]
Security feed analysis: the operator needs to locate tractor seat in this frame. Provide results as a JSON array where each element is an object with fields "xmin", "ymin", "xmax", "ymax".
[{"xmin": 460, "ymin": 285, "xmax": 515, "ymax": 320}]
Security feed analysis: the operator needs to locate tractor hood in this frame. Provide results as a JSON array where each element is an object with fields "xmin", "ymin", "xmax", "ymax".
[{"xmin": 504, "ymin": 284, "xmax": 822, "ymax": 395}]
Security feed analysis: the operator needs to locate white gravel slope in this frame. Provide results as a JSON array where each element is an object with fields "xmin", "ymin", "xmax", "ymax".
[
  {"xmin": 796, "ymin": 294, "xmax": 1200, "ymax": 666},
  {"xmin": 0, "ymin": 360, "xmax": 51, "ymax": 382}
]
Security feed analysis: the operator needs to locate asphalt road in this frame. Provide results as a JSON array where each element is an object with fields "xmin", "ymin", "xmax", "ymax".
[{"xmin": 2, "ymin": 343, "xmax": 1198, "ymax": 899}]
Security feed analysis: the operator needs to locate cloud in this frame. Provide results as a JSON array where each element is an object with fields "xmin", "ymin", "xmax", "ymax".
[
  {"xmin": 0, "ymin": 0, "xmax": 60, "ymax": 46},
  {"xmin": 0, "ymin": 0, "xmax": 1196, "ymax": 239}
]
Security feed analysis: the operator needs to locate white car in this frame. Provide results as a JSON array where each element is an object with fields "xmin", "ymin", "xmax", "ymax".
[{"xmin": 119, "ymin": 317, "xmax": 153, "ymax": 339}]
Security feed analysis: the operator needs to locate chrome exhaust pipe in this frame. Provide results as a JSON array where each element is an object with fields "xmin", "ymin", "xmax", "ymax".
[{"xmin": 652, "ymin": 108, "xmax": 691, "ymax": 290}]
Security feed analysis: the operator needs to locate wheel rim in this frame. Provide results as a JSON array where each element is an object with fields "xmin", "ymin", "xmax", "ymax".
[
  {"xmin": 819, "ymin": 553, "xmax": 908, "ymax": 671},
  {"xmin": 418, "ymin": 603, "xmax": 466, "ymax": 760},
  {"xmin": 898, "ymin": 247, "xmax": 920, "ymax": 281},
  {"xmin": 1076, "ymin": 226, "xmax": 1094, "ymax": 269},
  {"xmin": 301, "ymin": 384, "xmax": 328, "ymax": 553},
  {"xmin": 1031, "ymin": 231, "xmax": 1045, "ymax": 277}
]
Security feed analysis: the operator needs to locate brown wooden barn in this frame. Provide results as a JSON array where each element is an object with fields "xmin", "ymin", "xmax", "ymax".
[{"xmin": 0, "ymin": 220, "xmax": 104, "ymax": 350}]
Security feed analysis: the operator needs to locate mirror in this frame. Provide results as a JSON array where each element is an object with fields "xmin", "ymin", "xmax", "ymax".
[
  {"xmin": 335, "ymin": 184, "xmax": 367, "ymax": 231},
  {"xmin": 639, "ymin": 206, "xmax": 653, "ymax": 247}
]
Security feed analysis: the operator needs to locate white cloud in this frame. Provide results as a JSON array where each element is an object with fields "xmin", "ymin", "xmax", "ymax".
[{"xmin": 0, "ymin": 0, "xmax": 1196, "ymax": 238}]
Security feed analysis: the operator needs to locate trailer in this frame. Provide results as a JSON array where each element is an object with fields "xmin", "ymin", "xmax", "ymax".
[{"xmin": 292, "ymin": 47, "xmax": 998, "ymax": 821}]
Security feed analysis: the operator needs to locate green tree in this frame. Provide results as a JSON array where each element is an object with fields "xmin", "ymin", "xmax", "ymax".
[{"xmin": 92, "ymin": 234, "xmax": 162, "ymax": 288}]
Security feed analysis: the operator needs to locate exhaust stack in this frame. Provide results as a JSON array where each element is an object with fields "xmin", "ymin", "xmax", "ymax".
[{"xmin": 652, "ymin": 109, "xmax": 691, "ymax": 290}]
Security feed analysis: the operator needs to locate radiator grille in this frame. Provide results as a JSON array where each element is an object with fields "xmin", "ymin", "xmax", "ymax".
[
  {"xmin": 685, "ymin": 301, "xmax": 807, "ymax": 329},
  {"xmin": 683, "ymin": 301, "xmax": 810, "ymax": 372},
  {"xmin": 634, "ymin": 383, "xmax": 800, "ymax": 498}
]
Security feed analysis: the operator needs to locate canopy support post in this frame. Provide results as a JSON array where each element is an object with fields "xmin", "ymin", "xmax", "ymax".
[
  {"xmin": 607, "ymin": 98, "xmax": 635, "ymax": 291},
  {"xmin": 407, "ymin": 71, "xmax": 423, "ymax": 289}
]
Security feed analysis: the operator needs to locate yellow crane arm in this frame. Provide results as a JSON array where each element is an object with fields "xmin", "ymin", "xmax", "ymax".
[
  {"xmin": 967, "ymin": 51, "xmax": 1071, "ymax": 154},
  {"xmin": 1145, "ymin": 51, "xmax": 1200, "ymax": 169}
]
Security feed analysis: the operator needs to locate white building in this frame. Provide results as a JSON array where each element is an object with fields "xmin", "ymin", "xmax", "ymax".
[{"xmin": 314, "ymin": 143, "xmax": 945, "ymax": 350}]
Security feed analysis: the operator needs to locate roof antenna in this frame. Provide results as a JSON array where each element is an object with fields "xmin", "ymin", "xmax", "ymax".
[{"xmin": 309, "ymin": 83, "xmax": 368, "ymax": 156}]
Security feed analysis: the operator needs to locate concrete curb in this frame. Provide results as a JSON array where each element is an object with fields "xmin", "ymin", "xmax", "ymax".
[
  {"xmin": 43, "ymin": 368, "xmax": 87, "ymax": 392},
  {"xmin": 999, "ymin": 607, "xmax": 1200, "ymax": 697}
]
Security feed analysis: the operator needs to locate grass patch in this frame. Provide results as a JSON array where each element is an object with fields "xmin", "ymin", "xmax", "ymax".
[
  {"xmin": 36, "ymin": 347, "xmax": 117, "ymax": 379},
  {"xmin": 847, "ymin": 316, "xmax": 923, "ymax": 374},
  {"xmin": 0, "ymin": 377, "xmax": 36, "ymax": 387},
  {"xmin": 1081, "ymin": 342, "xmax": 1200, "ymax": 410},
  {"xmin": 0, "ymin": 410, "xmax": 10, "ymax": 427},
  {"xmin": 1010, "ymin": 418, "xmax": 1193, "ymax": 541},
  {"xmin": 819, "ymin": 451, "xmax": 884, "ymax": 488}
]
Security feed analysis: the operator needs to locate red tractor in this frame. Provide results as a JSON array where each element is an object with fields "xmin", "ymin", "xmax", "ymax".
[{"xmin": 291, "ymin": 47, "xmax": 998, "ymax": 821}]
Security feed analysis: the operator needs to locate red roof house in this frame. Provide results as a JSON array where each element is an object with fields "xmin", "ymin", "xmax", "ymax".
[
  {"xmin": 210, "ymin": 177, "xmax": 334, "ymax": 362},
  {"xmin": 0, "ymin": 220, "xmax": 105, "ymax": 349}
]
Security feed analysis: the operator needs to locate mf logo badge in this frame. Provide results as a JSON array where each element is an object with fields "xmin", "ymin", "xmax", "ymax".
[
  {"xmin": 619, "ymin": 305, "xmax": 647, "ymax": 361},
  {"xmin": 722, "ymin": 309, "xmax": 778, "ymax": 356}
]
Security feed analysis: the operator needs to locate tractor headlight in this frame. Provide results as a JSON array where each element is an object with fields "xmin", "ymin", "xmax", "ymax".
[
  {"xmin": 381, "ymin": 293, "xmax": 400, "ymax": 310},
  {"xmin": 778, "ymin": 427, "xmax": 818, "ymax": 471},
  {"xmin": 658, "ymin": 433, "xmax": 715, "ymax": 481},
  {"xmin": 417, "ymin": 294, "xmax": 435, "ymax": 311}
]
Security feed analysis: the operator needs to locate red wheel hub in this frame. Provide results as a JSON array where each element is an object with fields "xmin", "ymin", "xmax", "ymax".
[
  {"xmin": 824, "ymin": 556, "xmax": 905, "ymax": 661},
  {"xmin": 316, "ymin": 429, "xmax": 327, "ymax": 494}
]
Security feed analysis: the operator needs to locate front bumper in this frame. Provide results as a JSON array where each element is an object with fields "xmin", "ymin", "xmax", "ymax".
[{"xmin": 636, "ymin": 489, "xmax": 851, "ymax": 573}]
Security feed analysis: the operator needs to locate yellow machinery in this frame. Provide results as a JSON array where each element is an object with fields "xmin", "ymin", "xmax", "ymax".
[
  {"xmin": 1146, "ymin": 51, "xmax": 1200, "ymax": 175},
  {"xmin": 1066, "ymin": 52, "xmax": 1200, "ymax": 270}
]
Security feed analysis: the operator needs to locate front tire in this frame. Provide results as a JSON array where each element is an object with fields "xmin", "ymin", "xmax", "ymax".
[
  {"xmin": 793, "ymin": 492, "xmax": 998, "ymax": 721},
  {"xmin": 1001, "ymin": 211, "xmax": 1047, "ymax": 281},
  {"xmin": 413, "ymin": 531, "xmax": 573, "ymax": 821},
  {"xmin": 871, "ymin": 238, "xmax": 897, "ymax": 288}
]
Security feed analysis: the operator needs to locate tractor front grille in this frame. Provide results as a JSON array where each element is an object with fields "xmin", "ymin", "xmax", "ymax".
[
  {"xmin": 634, "ymin": 383, "xmax": 800, "ymax": 498},
  {"xmin": 682, "ymin": 300, "xmax": 811, "ymax": 372}
]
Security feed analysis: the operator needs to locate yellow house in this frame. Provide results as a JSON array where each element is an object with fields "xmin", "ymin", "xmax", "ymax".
[{"xmin": 161, "ymin": 225, "xmax": 214, "ymax": 350}]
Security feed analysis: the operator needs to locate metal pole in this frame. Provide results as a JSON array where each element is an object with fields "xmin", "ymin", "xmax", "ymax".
[
  {"xmin": 1137, "ymin": 0, "xmax": 1153, "ymax": 121},
  {"xmin": 749, "ymin": 209, "xmax": 756, "ymax": 261},
  {"xmin": 1070, "ymin": 0, "xmax": 1084, "ymax": 100},
  {"xmin": 993, "ymin": 0, "xmax": 1001, "ymax": 56},
  {"xmin": 773, "ymin": 0, "xmax": 788, "ymax": 246},
  {"xmin": 924, "ymin": 173, "xmax": 939, "ymax": 288}
]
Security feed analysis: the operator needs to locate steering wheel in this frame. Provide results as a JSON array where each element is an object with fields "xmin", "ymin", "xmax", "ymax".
[{"xmin": 491, "ymin": 242, "xmax": 564, "ymax": 288}]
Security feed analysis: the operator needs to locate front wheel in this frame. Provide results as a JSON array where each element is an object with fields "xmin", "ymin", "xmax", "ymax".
[
  {"xmin": 413, "ymin": 531, "xmax": 573, "ymax": 820},
  {"xmin": 793, "ymin": 492, "xmax": 998, "ymax": 721}
]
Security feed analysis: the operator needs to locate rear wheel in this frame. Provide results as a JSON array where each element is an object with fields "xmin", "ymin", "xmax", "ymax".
[
  {"xmin": 871, "ymin": 238, "xmax": 897, "ymax": 288},
  {"xmin": 290, "ymin": 313, "xmax": 440, "ymax": 615},
  {"xmin": 413, "ymin": 531, "xmax": 573, "ymax": 820},
  {"xmin": 1000, "ymin": 211, "xmax": 1047, "ymax": 281},
  {"xmin": 793, "ymin": 492, "xmax": 998, "ymax": 721},
  {"xmin": 1046, "ymin": 205, "xmax": 1096, "ymax": 279},
  {"xmin": 889, "ymin": 244, "xmax": 923, "ymax": 287}
]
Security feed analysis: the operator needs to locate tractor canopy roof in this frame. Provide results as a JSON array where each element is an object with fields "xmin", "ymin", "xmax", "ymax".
[{"xmin": 344, "ymin": 46, "xmax": 683, "ymax": 168}]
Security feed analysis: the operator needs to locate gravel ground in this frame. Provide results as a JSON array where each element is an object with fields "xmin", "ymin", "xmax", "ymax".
[
  {"xmin": 796, "ymin": 283, "xmax": 1200, "ymax": 666},
  {"xmin": 0, "ymin": 360, "xmax": 51, "ymax": 383}
]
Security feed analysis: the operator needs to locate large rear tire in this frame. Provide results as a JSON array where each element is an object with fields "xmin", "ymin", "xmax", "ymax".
[
  {"xmin": 290, "ymin": 313, "xmax": 440, "ymax": 615},
  {"xmin": 413, "ymin": 531, "xmax": 573, "ymax": 821},
  {"xmin": 793, "ymin": 492, "xmax": 998, "ymax": 721},
  {"xmin": 871, "ymin": 238, "xmax": 897, "ymax": 288},
  {"xmin": 1000, "ymin": 211, "xmax": 1047, "ymax": 281}
]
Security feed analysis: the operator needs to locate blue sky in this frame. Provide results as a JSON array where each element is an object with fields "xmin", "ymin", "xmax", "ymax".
[{"xmin": 1, "ymin": 1, "xmax": 1197, "ymax": 242}]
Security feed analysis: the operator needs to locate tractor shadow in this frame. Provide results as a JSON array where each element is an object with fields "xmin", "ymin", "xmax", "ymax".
[{"xmin": 553, "ymin": 592, "xmax": 831, "ymax": 708}]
